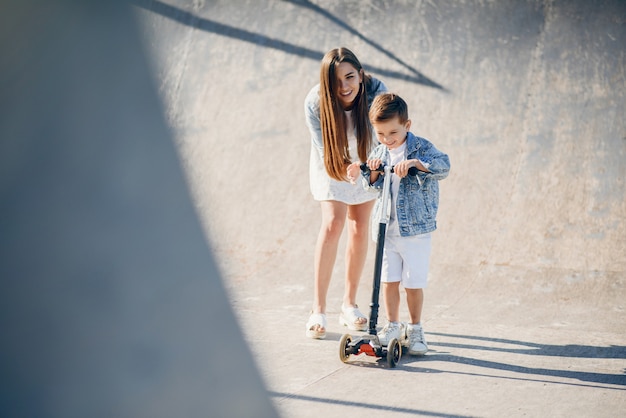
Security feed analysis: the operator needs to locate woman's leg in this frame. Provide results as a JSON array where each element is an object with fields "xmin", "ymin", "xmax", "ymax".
[
  {"xmin": 344, "ymin": 200, "xmax": 375, "ymax": 315},
  {"xmin": 312, "ymin": 201, "xmax": 347, "ymax": 318}
]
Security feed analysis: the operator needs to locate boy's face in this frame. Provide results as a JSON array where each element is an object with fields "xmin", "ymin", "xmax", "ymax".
[{"xmin": 372, "ymin": 116, "xmax": 411, "ymax": 150}]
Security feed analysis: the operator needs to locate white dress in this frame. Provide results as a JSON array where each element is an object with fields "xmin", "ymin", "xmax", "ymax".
[{"xmin": 308, "ymin": 111, "xmax": 377, "ymax": 204}]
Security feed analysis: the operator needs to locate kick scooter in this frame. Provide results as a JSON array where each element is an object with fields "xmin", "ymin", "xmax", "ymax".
[{"xmin": 339, "ymin": 163, "xmax": 419, "ymax": 368}]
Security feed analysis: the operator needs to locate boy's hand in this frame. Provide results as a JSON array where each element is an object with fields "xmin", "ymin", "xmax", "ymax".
[
  {"xmin": 366, "ymin": 158, "xmax": 383, "ymax": 184},
  {"xmin": 393, "ymin": 160, "xmax": 412, "ymax": 178},
  {"xmin": 394, "ymin": 159, "xmax": 429, "ymax": 178},
  {"xmin": 367, "ymin": 159, "xmax": 383, "ymax": 172}
]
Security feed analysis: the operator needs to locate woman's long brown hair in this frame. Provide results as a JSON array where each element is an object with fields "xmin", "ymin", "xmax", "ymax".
[{"xmin": 319, "ymin": 47, "xmax": 373, "ymax": 181}]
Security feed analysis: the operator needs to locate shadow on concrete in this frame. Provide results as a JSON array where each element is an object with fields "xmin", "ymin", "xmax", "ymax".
[
  {"xmin": 332, "ymin": 334, "xmax": 626, "ymax": 388},
  {"xmin": 268, "ymin": 391, "xmax": 474, "ymax": 417},
  {"xmin": 429, "ymin": 332, "xmax": 626, "ymax": 359},
  {"xmin": 283, "ymin": 0, "xmax": 445, "ymax": 89},
  {"xmin": 409, "ymin": 332, "xmax": 626, "ymax": 388},
  {"xmin": 132, "ymin": 0, "xmax": 446, "ymax": 89},
  {"xmin": 405, "ymin": 354, "xmax": 626, "ymax": 389}
]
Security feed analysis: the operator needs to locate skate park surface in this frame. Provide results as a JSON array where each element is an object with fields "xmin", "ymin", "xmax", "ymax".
[{"xmin": 133, "ymin": 1, "xmax": 626, "ymax": 416}]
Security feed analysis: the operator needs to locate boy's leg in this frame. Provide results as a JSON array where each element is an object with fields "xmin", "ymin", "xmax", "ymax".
[
  {"xmin": 405, "ymin": 288, "xmax": 424, "ymax": 324},
  {"xmin": 398, "ymin": 233, "xmax": 431, "ymax": 324},
  {"xmin": 405, "ymin": 288, "xmax": 428, "ymax": 355},
  {"xmin": 377, "ymin": 239, "xmax": 404, "ymax": 344},
  {"xmin": 398, "ymin": 234, "xmax": 431, "ymax": 354},
  {"xmin": 381, "ymin": 237, "xmax": 403, "ymax": 322},
  {"xmin": 383, "ymin": 282, "xmax": 401, "ymax": 323},
  {"xmin": 378, "ymin": 282, "xmax": 403, "ymax": 345}
]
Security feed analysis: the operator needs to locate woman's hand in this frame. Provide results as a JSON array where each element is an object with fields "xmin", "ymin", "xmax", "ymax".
[{"xmin": 346, "ymin": 162, "xmax": 361, "ymax": 184}]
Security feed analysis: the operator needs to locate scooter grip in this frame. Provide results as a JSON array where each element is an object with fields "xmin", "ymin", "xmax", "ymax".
[{"xmin": 360, "ymin": 162, "xmax": 373, "ymax": 173}]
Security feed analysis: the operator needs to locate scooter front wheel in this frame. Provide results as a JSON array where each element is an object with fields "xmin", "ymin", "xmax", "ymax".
[{"xmin": 386, "ymin": 338, "xmax": 401, "ymax": 368}]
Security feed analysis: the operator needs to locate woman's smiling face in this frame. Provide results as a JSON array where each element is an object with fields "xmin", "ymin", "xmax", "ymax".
[{"xmin": 334, "ymin": 62, "xmax": 362, "ymax": 109}]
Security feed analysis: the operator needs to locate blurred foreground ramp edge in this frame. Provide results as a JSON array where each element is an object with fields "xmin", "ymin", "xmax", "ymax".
[{"xmin": 0, "ymin": 1, "xmax": 279, "ymax": 417}]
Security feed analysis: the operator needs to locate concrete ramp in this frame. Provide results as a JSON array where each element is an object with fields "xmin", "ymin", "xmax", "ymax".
[
  {"xmin": 1, "ymin": 1, "xmax": 278, "ymax": 416},
  {"xmin": 134, "ymin": 0, "xmax": 625, "ymax": 416}
]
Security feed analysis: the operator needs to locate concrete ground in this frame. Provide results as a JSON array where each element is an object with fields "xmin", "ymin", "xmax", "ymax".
[{"xmin": 134, "ymin": 0, "xmax": 625, "ymax": 416}]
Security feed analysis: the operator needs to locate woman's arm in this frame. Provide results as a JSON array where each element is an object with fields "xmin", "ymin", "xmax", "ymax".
[{"xmin": 304, "ymin": 85, "xmax": 324, "ymax": 158}]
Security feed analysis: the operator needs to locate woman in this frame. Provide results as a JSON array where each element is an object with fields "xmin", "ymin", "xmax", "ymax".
[{"xmin": 304, "ymin": 47, "xmax": 387, "ymax": 339}]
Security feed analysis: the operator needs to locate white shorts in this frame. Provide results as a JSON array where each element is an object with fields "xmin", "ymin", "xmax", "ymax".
[{"xmin": 381, "ymin": 233, "xmax": 432, "ymax": 289}]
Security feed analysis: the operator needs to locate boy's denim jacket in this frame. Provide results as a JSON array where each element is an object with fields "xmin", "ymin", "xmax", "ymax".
[{"xmin": 361, "ymin": 132, "xmax": 450, "ymax": 240}]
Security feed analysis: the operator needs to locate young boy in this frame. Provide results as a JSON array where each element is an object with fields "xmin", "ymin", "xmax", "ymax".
[{"xmin": 348, "ymin": 93, "xmax": 450, "ymax": 355}]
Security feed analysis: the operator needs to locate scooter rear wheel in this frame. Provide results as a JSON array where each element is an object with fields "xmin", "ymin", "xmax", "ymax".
[{"xmin": 339, "ymin": 333, "xmax": 352, "ymax": 363}]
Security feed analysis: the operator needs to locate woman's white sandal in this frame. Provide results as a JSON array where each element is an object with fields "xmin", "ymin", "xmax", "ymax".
[
  {"xmin": 339, "ymin": 304, "xmax": 368, "ymax": 331},
  {"xmin": 306, "ymin": 312, "xmax": 327, "ymax": 339}
]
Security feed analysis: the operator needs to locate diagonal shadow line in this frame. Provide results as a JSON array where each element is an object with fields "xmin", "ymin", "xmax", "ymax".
[
  {"xmin": 427, "ymin": 332, "xmax": 626, "ymax": 359},
  {"xmin": 268, "ymin": 391, "xmax": 473, "ymax": 417},
  {"xmin": 403, "ymin": 359, "xmax": 626, "ymax": 391},
  {"xmin": 284, "ymin": 0, "xmax": 423, "ymax": 78},
  {"xmin": 417, "ymin": 353, "xmax": 626, "ymax": 387},
  {"xmin": 131, "ymin": 0, "xmax": 445, "ymax": 89},
  {"xmin": 430, "ymin": 341, "xmax": 626, "ymax": 359}
]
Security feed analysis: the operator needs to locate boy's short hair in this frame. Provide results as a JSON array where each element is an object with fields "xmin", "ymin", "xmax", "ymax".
[{"xmin": 369, "ymin": 93, "xmax": 409, "ymax": 124}]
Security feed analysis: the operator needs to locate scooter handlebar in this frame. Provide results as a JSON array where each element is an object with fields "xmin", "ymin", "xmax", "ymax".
[{"xmin": 360, "ymin": 163, "xmax": 420, "ymax": 176}]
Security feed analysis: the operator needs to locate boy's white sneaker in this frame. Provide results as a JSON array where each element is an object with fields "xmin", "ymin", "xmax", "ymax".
[
  {"xmin": 377, "ymin": 321, "xmax": 405, "ymax": 346},
  {"xmin": 404, "ymin": 323, "xmax": 428, "ymax": 355}
]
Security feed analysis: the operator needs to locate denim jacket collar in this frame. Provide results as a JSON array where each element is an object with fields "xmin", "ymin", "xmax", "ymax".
[{"xmin": 405, "ymin": 132, "xmax": 421, "ymax": 157}]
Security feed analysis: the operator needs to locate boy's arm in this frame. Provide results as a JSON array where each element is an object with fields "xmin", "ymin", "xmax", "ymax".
[
  {"xmin": 359, "ymin": 148, "xmax": 386, "ymax": 190},
  {"xmin": 417, "ymin": 140, "xmax": 450, "ymax": 180},
  {"xmin": 359, "ymin": 163, "xmax": 384, "ymax": 190}
]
